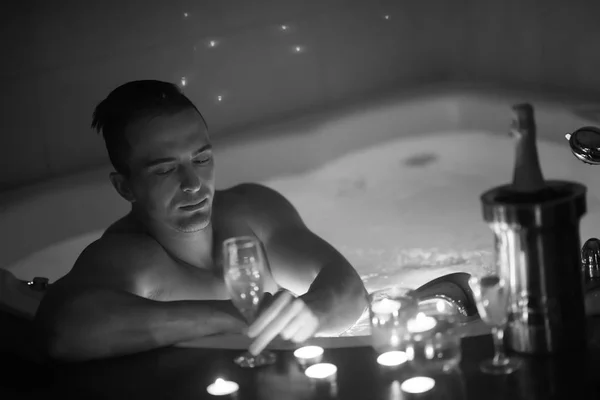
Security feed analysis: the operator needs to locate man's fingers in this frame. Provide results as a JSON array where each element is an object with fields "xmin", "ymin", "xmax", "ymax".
[
  {"xmin": 257, "ymin": 292, "xmax": 275, "ymax": 313},
  {"xmin": 247, "ymin": 291, "xmax": 294, "ymax": 338},
  {"xmin": 290, "ymin": 316, "xmax": 319, "ymax": 343},
  {"xmin": 280, "ymin": 307, "xmax": 313, "ymax": 340},
  {"xmin": 248, "ymin": 299, "xmax": 304, "ymax": 355}
]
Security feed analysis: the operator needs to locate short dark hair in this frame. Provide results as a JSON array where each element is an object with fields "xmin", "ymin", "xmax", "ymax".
[{"xmin": 91, "ymin": 80, "xmax": 207, "ymax": 176}]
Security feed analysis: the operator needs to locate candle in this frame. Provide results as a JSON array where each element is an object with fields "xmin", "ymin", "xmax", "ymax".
[
  {"xmin": 294, "ymin": 346, "xmax": 324, "ymax": 365},
  {"xmin": 207, "ymin": 378, "xmax": 239, "ymax": 396},
  {"xmin": 371, "ymin": 298, "xmax": 402, "ymax": 314},
  {"xmin": 407, "ymin": 312, "xmax": 437, "ymax": 333},
  {"xmin": 436, "ymin": 299, "xmax": 448, "ymax": 313},
  {"xmin": 304, "ymin": 363, "xmax": 337, "ymax": 380},
  {"xmin": 400, "ymin": 376, "xmax": 436, "ymax": 394},
  {"xmin": 388, "ymin": 380, "xmax": 402, "ymax": 400},
  {"xmin": 390, "ymin": 333, "xmax": 400, "ymax": 347},
  {"xmin": 306, "ymin": 363, "xmax": 339, "ymax": 398},
  {"xmin": 377, "ymin": 351, "xmax": 408, "ymax": 367}
]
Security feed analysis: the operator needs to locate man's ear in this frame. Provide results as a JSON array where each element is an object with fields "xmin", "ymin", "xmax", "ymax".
[{"xmin": 109, "ymin": 172, "xmax": 136, "ymax": 203}]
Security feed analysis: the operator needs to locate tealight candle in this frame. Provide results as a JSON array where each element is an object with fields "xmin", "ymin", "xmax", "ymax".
[
  {"xmin": 388, "ymin": 380, "xmax": 402, "ymax": 400},
  {"xmin": 407, "ymin": 312, "xmax": 437, "ymax": 333},
  {"xmin": 371, "ymin": 298, "xmax": 402, "ymax": 314},
  {"xmin": 436, "ymin": 299, "xmax": 448, "ymax": 313},
  {"xmin": 377, "ymin": 351, "xmax": 408, "ymax": 367},
  {"xmin": 294, "ymin": 346, "xmax": 324, "ymax": 365},
  {"xmin": 207, "ymin": 378, "xmax": 239, "ymax": 396},
  {"xmin": 305, "ymin": 363, "xmax": 337, "ymax": 380},
  {"xmin": 400, "ymin": 376, "xmax": 436, "ymax": 394}
]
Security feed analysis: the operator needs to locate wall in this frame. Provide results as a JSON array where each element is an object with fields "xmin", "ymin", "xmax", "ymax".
[
  {"xmin": 459, "ymin": 0, "xmax": 600, "ymax": 95},
  {"xmin": 1, "ymin": 0, "xmax": 599, "ymax": 191}
]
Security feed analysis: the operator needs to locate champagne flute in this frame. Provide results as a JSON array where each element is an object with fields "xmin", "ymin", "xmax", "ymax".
[
  {"xmin": 469, "ymin": 275, "xmax": 522, "ymax": 374},
  {"xmin": 223, "ymin": 236, "xmax": 277, "ymax": 368}
]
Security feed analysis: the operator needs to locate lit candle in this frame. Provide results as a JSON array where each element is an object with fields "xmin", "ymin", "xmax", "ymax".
[
  {"xmin": 206, "ymin": 378, "xmax": 239, "ymax": 396},
  {"xmin": 305, "ymin": 363, "xmax": 337, "ymax": 381},
  {"xmin": 377, "ymin": 351, "xmax": 408, "ymax": 367},
  {"xmin": 436, "ymin": 299, "xmax": 448, "ymax": 313},
  {"xmin": 424, "ymin": 343, "xmax": 435, "ymax": 360},
  {"xmin": 390, "ymin": 333, "xmax": 400, "ymax": 347},
  {"xmin": 371, "ymin": 298, "xmax": 402, "ymax": 314},
  {"xmin": 388, "ymin": 380, "xmax": 402, "ymax": 400},
  {"xmin": 400, "ymin": 376, "xmax": 435, "ymax": 394},
  {"xmin": 294, "ymin": 346, "xmax": 324, "ymax": 365},
  {"xmin": 407, "ymin": 312, "xmax": 437, "ymax": 333}
]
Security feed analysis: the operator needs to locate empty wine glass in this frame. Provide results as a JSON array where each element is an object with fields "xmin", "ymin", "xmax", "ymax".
[
  {"xmin": 223, "ymin": 236, "xmax": 276, "ymax": 368},
  {"xmin": 469, "ymin": 275, "xmax": 522, "ymax": 374}
]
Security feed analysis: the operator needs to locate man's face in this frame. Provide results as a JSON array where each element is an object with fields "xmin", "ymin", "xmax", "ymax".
[{"xmin": 124, "ymin": 108, "xmax": 215, "ymax": 233}]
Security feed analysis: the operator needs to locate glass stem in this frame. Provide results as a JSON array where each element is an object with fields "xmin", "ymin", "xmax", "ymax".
[{"xmin": 491, "ymin": 326, "xmax": 508, "ymax": 366}]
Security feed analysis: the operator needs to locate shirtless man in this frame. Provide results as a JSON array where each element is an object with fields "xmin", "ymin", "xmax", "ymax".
[{"xmin": 34, "ymin": 80, "xmax": 368, "ymax": 361}]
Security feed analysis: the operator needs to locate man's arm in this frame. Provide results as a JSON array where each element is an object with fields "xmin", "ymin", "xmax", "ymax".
[
  {"xmin": 266, "ymin": 228, "xmax": 368, "ymax": 335},
  {"xmin": 34, "ymin": 237, "xmax": 245, "ymax": 362},
  {"xmin": 240, "ymin": 184, "xmax": 368, "ymax": 336}
]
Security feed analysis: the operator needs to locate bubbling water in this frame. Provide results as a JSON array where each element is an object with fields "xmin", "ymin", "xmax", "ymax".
[{"xmin": 340, "ymin": 248, "xmax": 492, "ymax": 337}]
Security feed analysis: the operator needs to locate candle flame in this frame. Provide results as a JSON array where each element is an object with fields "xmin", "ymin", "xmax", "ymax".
[
  {"xmin": 305, "ymin": 363, "xmax": 337, "ymax": 379},
  {"xmin": 377, "ymin": 351, "xmax": 408, "ymax": 366},
  {"xmin": 294, "ymin": 345, "xmax": 324, "ymax": 359},
  {"xmin": 408, "ymin": 312, "xmax": 436, "ymax": 333},
  {"xmin": 401, "ymin": 376, "xmax": 435, "ymax": 394},
  {"xmin": 436, "ymin": 300, "xmax": 446, "ymax": 313}
]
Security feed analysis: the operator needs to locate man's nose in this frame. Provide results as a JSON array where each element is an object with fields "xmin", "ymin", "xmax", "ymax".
[{"xmin": 180, "ymin": 166, "xmax": 202, "ymax": 193}]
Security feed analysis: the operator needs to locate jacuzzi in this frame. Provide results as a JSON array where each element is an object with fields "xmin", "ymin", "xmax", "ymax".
[{"xmin": 2, "ymin": 86, "xmax": 600, "ymax": 338}]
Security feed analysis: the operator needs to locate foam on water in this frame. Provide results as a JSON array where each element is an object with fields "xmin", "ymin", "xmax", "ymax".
[{"xmin": 262, "ymin": 130, "xmax": 600, "ymax": 336}]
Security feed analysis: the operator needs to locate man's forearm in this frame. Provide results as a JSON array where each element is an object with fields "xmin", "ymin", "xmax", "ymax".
[
  {"xmin": 35, "ymin": 287, "xmax": 245, "ymax": 362},
  {"xmin": 301, "ymin": 261, "xmax": 368, "ymax": 336}
]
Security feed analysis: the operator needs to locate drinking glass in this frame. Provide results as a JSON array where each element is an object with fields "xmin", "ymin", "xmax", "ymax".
[
  {"xmin": 405, "ymin": 298, "xmax": 463, "ymax": 371},
  {"xmin": 468, "ymin": 275, "xmax": 522, "ymax": 374},
  {"xmin": 368, "ymin": 287, "xmax": 418, "ymax": 357},
  {"xmin": 223, "ymin": 236, "xmax": 276, "ymax": 368}
]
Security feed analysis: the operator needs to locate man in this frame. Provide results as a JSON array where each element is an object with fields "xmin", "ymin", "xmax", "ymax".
[{"xmin": 34, "ymin": 80, "xmax": 368, "ymax": 361}]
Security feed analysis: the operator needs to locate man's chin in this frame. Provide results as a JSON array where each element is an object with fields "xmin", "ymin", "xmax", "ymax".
[
  {"xmin": 177, "ymin": 222, "xmax": 210, "ymax": 233},
  {"xmin": 173, "ymin": 212, "xmax": 211, "ymax": 233}
]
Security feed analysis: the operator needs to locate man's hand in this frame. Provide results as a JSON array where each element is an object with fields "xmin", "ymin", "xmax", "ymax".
[{"xmin": 246, "ymin": 291, "xmax": 320, "ymax": 355}]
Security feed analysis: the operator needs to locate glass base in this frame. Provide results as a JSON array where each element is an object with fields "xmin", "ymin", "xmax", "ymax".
[
  {"xmin": 234, "ymin": 350, "xmax": 277, "ymax": 368},
  {"xmin": 480, "ymin": 356, "xmax": 522, "ymax": 375}
]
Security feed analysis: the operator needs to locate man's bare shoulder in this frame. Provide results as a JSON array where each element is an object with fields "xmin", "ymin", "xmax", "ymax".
[
  {"xmin": 64, "ymin": 232, "xmax": 171, "ymax": 296},
  {"xmin": 80, "ymin": 232, "xmax": 165, "ymax": 265},
  {"xmin": 215, "ymin": 183, "xmax": 304, "ymax": 233},
  {"xmin": 87, "ymin": 215, "xmax": 166, "ymax": 282},
  {"xmin": 104, "ymin": 213, "xmax": 145, "ymax": 236},
  {"xmin": 220, "ymin": 182, "xmax": 281, "ymax": 197},
  {"xmin": 218, "ymin": 183, "xmax": 296, "ymax": 208},
  {"xmin": 216, "ymin": 183, "xmax": 294, "ymax": 213}
]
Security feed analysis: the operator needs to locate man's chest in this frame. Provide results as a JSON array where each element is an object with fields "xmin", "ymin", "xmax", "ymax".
[
  {"xmin": 161, "ymin": 259, "xmax": 279, "ymax": 302},
  {"xmin": 156, "ymin": 234, "xmax": 279, "ymax": 302},
  {"xmin": 164, "ymin": 262, "xmax": 231, "ymax": 301}
]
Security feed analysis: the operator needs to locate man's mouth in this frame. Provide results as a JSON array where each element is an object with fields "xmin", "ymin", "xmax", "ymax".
[{"xmin": 179, "ymin": 197, "xmax": 209, "ymax": 211}]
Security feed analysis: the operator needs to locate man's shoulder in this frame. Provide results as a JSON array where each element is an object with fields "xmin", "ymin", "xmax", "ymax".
[
  {"xmin": 76, "ymin": 232, "xmax": 168, "ymax": 271},
  {"xmin": 104, "ymin": 213, "xmax": 144, "ymax": 236},
  {"xmin": 64, "ymin": 232, "xmax": 171, "ymax": 296},
  {"xmin": 38, "ymin": 232, "xmax": 169, "ymax": 301},
  {"xmin": 217, "ymin": 183, "xmax": 292, "ymax": 209},
  {"xmin": 215, "ymin": 183, "xmax": 303, "ymax": 232}
]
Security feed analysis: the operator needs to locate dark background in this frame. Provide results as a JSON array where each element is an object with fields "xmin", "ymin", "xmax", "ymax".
[{"xmin": 2, "ymin": 0, "xmax": 600, "ymax": 190}]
